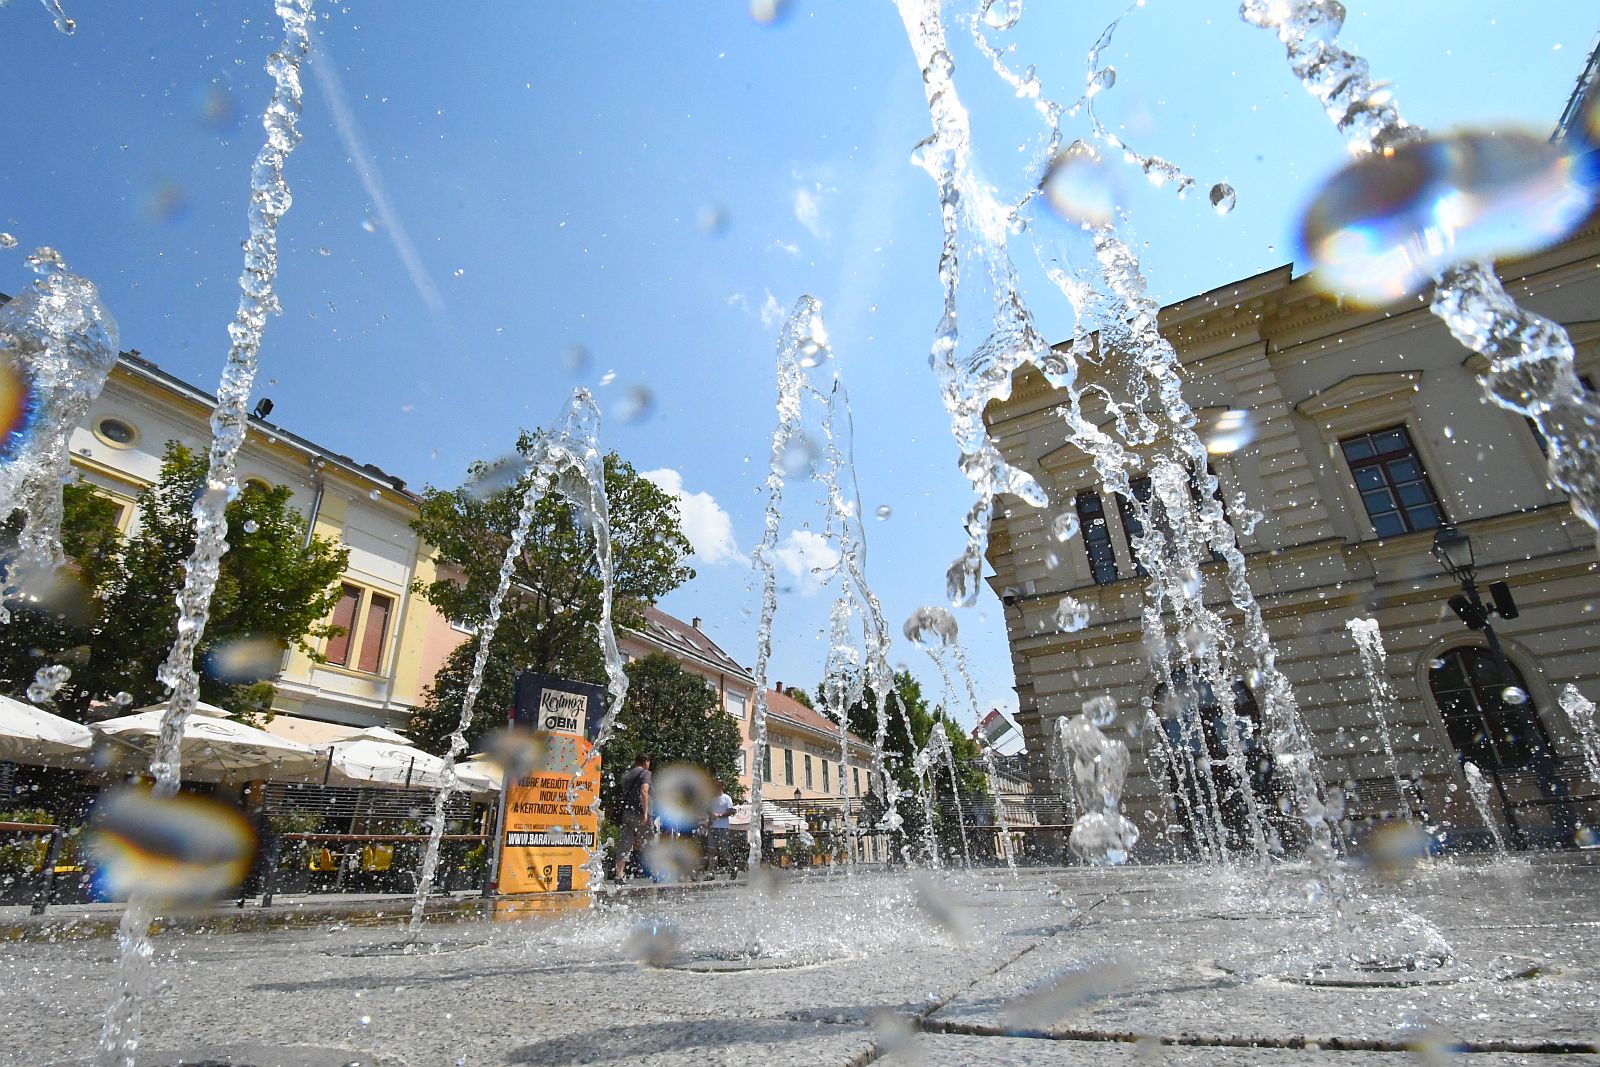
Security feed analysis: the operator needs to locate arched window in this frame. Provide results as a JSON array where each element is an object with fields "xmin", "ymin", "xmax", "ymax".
[
  {"xmin": 1427, "ymin": 647, "xmax": 1550, "ymax": 771},
  {"xmin": 1152, "ymin": 673, "xmax": 1272, "ymax": 854}
]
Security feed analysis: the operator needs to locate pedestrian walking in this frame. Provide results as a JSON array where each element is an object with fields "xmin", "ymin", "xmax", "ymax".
[
  {"xmin": 613, "ymin": 753, "xmax": 653, "ymax": 882},
  {"xmin": 708, "ymin": 781, "xmax": 735, "ymax": 878}
]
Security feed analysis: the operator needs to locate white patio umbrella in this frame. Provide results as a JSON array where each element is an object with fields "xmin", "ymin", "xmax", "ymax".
[
  {"xmin": 320, "ymin": 727, "xmax": 449, "ymax": 790},
  {"xmin": 453, "ymin": 753, "xmax": 502, "ymax": 794},
  {"xmin": 94, "ymin": 700, "xmax": 322, "ymax": 782},
  {"xmin": 0, "ymin": 693, "xmax": 94, "ymax": 767}
]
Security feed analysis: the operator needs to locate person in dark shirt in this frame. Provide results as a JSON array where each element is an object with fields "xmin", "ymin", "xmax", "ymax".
[{"xmin": 613, "ymin": 753, "xmax": 653, "ymax": 881}]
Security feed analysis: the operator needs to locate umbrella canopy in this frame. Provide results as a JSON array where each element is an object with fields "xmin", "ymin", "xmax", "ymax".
[
  {"xmin": 453, "ymin": 753, "xmax": 502, "ymax": 794},
  {"xmin": 730, "ymin": 800, "xmax": 805, "ymax": 830},
  {"xmin": 95, "ymin": 701, "xmax": 322, "ymax": 782},
  {"xmin": 321, "ymin": 727, "xmax": 449, "ymax": 790},
  {"xmin": 0, "ymin": 693, "xmax": 94, "ymax": 767}
]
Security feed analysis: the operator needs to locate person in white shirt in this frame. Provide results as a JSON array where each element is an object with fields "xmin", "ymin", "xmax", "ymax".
[{"xmin": 707, "ymin": 784, "xmax": 735, "ymax": 878}]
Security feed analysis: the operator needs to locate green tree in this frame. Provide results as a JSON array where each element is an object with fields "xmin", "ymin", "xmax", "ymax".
[
  {"xmin": 598, "ymin": 653, "xmax": 745, "ymax": 820},
  {"xmin": 406, "ymin": 440, "xmax": 693, "ymax": 753},
  {"xmin": 0, "ymin": 443, "xmax": 350, "ymax": 720}
]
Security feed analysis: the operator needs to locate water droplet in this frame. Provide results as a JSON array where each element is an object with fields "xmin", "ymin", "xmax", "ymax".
[
  {"xmin": 642, "ymin": 836, "xmax": 702, "ymax": 883},
  {"xmin": 623, "ymin": 918, "xmax": 682, "ymax": 966},
  {"xmin": 903, "ymin": 605, "xmax": 959, "ymax": 650},
  {"xmin": 361, "ymin": 214, "xmax": 379, "ymax": 233},
  {"xmin": 466, "ymin": 452, "xmax": 525, "ymax": 500},
  {"xmin": 614, "ymin": 384, "xmax": 654, "ymax": 424},
  {"xmin": 875, "ymin": 504, "xmax": 892, "ymax": 520},
  {"xmin": 88, "ymin": 788, "xmax": 257, "ymax": 906},
  {"xmin": 1209, "ymin": 182, "xmax": 1237, "ymax": 215},
  {"xmin": 1055, "ymin": 596, "xmax": 1091, "ymax": 633},
  {"xmin": 652, "ymin": 763, "xmax": 717, "ymax": 833},
  {"xmin": 1299, "ymin": 128, "xmax": 1595, "ymax": 305},
  {"xmin": 980, "ymin": 0, "xmax": 1021, "ymax": 31},
  {"xmin": 1502, "ymin": 686, "xmax": 1528, "ymax": 706},
  {"xmin": 203, "ymin": 633, "xmax": 287, "ymax": 684},
  {"xmin": 482, "ymin": 726, "xmax": 552, "ymax": 779},
  {"xmin": 1205, "ymin": 408, "xmax": 1256, "ymax": 456},
  {"xmin": 1083, "ymin": 694, "xmax": 1117, "ymax": 727},
  {"xmin": 317, "ymin": 246, "xmax": 331, "ymax": 257},
  {"xmin": 779, "ymin": 435, "xmax": 817, "ymax": 477},
  {"xmin": 0, "ymin": 234, "xmax": 16, "ymax": 251},
  {"xmin": 1051, "ymin": 512, "xmax": 1079, "ymax": 542},
  {"xmin": 748, "ymin": 0, "xmax": 791, "ymax": 25},
  {"xmin": 113, "ymin": 691, "xmax": 133, "ymax": 707},
  {"xmin": 242, "ymin": 519, "xmax": 259, "ymax": 534},
  {"xmin": 1040, "ymin": 141, "xmax": 1120, "ymax": 227},
  {"xmin": 1086, "ymin": 67, "xmax": 1116, "ymax": 97},
  {"xmin": 696, "ymin": 205, "xmax": 729, "ymax": 236},
  {"xmin": 565, "ymin": 344, "xmax": 592, "ymax": 375}
]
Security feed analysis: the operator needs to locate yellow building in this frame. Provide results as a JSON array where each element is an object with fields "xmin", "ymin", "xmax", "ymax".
[{"xmin": 68, "ymin": 351, "xmax": 461, "ymax": 742}]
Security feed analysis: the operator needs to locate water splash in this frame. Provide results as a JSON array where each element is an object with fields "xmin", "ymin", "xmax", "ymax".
[
  {"xmin": 1460, "ymin": 761, "xmax": 1508, "ymax": 858},
  {"xmin": 1243, "ymin": 0, "xmax": 1600, "ymax": 553},
  {"xmin": 100, "ymin": 9, "xmax": 312, "ymax": 1064},
  {"xmin": 1559, "ymin": 684, "xmax": 1600, "ymax": 788},
  {"xmin": 36, "ymin": 0, "xmax": 73, "ymax": 34},
  {"xmin": 1345, "ymin": 618, "xmax": 1421, "ymax": 824},
  {"xmin": 408, "ymin": 388, "xmax": 626, "ymax": 931},
  {"xmin": 1057, "ymin": 710, "xmax": 1138, "ymax": 864},
  {"xmin": 0, "ymin": 249, "xmax": 119, "ymax": 618}
]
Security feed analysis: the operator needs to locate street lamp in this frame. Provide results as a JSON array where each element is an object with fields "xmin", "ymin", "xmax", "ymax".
[{"xmin": 1430, "ymin": 525, "xmax": 1519, "ymax": 682}]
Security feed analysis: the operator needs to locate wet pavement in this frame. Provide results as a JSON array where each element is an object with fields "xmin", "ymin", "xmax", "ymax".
[{"xmin": 2, "ymin": 856, "xmax": 1596, "ymax": 1065}]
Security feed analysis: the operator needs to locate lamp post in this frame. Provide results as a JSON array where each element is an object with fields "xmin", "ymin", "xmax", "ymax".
[{"xmin": 1430, "ymin": 525, "xmax": 1532, "ymax": 850}]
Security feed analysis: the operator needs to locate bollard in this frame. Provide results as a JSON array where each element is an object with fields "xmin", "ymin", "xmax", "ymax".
[
  {"xmin": 259, "ymin": 834, "xmax": 284, "ymax": 908},
  {"xmin": 31, "ymin": 828, "xmax": 63, "ymax": 916}
]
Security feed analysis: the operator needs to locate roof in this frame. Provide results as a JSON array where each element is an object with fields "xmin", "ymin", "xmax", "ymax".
[
  {"xmin": 765, "ymin": 685, "xmax": 870, "ymax": 748},
  {"xmin": 115, "ymin": 348, "xmax": 417, "ymax": 499},
  {"xmin": 632, "ymin": 605, "xmax": 755, "ymax": 682}
]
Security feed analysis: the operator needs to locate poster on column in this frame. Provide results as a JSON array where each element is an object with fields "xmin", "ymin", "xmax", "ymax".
[{"xmin": 493, "ymin": 672, "xmax": 605, "ymax": 920}]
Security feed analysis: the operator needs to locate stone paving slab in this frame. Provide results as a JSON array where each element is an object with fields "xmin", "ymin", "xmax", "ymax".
[
  {"xmin": 880, "ymin": 1032, "xmax": 1600, "ymax": 1065},
  {"xmin": 4, "ymin": 861, "xmax": 1597, "ymax": 1065}
]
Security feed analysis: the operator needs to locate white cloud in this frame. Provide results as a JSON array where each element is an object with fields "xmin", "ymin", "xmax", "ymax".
[
  {"xmin": 760, "ymin": 291, "xmax": 785, "ymax": 330},
  {"xmin": 642, "ymin": 468, "xmax": 747, "ymax": 567},
  {"xmin": 793, "ymin": 185, "xmax": 824, "ymax": 239},
  {"xmin": 768, "ymin": 529, "xmax": 840, "ymax": 595}
]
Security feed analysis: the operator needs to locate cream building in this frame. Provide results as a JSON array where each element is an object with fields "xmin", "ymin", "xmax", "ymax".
[
  {"xmin": 69, "ymin": 351, "xmax": 461, "ymax": 742},
  {"xmin": 984, "ymin": 216, "xmax": 1600, "ymax": 856}
]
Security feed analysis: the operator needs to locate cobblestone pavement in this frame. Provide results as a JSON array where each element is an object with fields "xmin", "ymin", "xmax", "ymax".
[{"xmin": 3, "ymin": 856, "xmax": 1597, "ymax": 1066}]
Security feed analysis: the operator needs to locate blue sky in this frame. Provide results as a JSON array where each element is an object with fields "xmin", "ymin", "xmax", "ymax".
[{"xmin": 2, "ymin": 2, "xmax": 1593, "ymax": 733}]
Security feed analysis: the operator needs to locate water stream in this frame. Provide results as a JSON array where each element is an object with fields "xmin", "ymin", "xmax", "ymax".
[
  {"xmin": 408, "ymin": 388, "xmax": 626, "ymax": 932},
  {"xmin": 1346, "ymin": 617, "xmax": 1421, "ymax": 823},
  {"xmin": 1559, "ymin": 684, "xmax": 1600, "ymax": 788},
  {"xmin": 1462, "ymin": 760, "xmax": 1510, "ymax": 858}
]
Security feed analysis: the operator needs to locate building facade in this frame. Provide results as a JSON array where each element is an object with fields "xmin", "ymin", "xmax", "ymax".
[
  {"xmin": 984, "ymin": 217, "xmax": 1600, "ymax": 855},
  {"xmin": 69, "ymin": 352, "xmax": 460, "ymax": 743}
]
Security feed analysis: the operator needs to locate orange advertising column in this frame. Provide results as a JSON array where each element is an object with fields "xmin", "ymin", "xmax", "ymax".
[{"xmin": 492, "ymin": 673, "xmax": 605, "ymax": 920}]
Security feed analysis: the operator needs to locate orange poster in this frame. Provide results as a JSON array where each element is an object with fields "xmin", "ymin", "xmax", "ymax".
[{"xmin": 493, "ymin": 673, "xmax": 604, "ymax": 919}]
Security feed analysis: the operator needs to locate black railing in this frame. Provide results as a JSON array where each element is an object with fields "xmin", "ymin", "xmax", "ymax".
[{"xmin": 0, "ymin": 820, "xmax": 66, "ymax": 915}]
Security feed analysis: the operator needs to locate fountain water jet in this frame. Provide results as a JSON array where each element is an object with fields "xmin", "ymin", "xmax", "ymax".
[{"xmin": 1346, "ymin": 617, "xmax": 1423, "ymax": 824}]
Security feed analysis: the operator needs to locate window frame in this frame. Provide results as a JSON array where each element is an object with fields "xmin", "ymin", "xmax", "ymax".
[
  {"xmin": 321, "ymin": 581, "xmax": 402, "ymax": 676},
  {"xmin": 783, "ymin": 748, "xmax": 793, "ymax": 786},
  {"xmin": 323, "ymin": 583, "xmax": 363, "ymax": 668},
  {"xmin": 1426, "ymin": 646, "xmax": 1552, "ymax": 772},
  {"xmin": 1074, "ymin": 489, "xmax": 1119, "ymax": 585},
  {"xmin": 1338, "ymin": 424, "xmax": 1447, "ymax": 538}
]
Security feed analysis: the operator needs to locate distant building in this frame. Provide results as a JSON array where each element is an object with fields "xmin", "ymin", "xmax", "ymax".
[{"xmin": 983, "ymin": 217, "xmax": 1600, "ymax": 855}]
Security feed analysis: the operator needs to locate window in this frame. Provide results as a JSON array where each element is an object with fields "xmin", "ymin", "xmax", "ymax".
[
  {"xmin": 1075, "ymin": 490, "xmax": 1118, "ymax": 584},
  {"xmin": 783, "ymin": 748, "xmax": 793, "ymax": 786},
  {"xmin": 822, "ymin": 759, "xmax": 830, "ymax": 795},
  {"xmin": 356, "ymin": 592, "xmax": 393, "ymax": 674},
  {"xmin": 1339, "ymin": 426, "xmax": 1444, "ymax": 537},
  {"xmin": 1428, "ymin": 647, "xmax": 1550, "ymax": 772},
  {"xmin": 93, "ymin": 417, "xmax": 138, "ymax": 448},
  {"xmin": 763, "ymin": 745, "xmax": 772, "ymax": 783},
  {"xmin": 324, "ymin": 584, "xmax": 362, "ymax": 666},
  {"xmin": 803, "ymin": 754, "xmax": 813, "ymax": 790},
  {"xmin": 1116, "ymin": 477, "xmax": 1153, "ymax": 579},
  {"xmin": 853, "ymin": 766, "xmax": 861, "ymax": 796},
  {"xmin": 726, "ymin": 691, "xmax": 747, "ymax": 720},
  {"xmin": 737, "ymin": 750, "xmax": 747, "ymax": 776}
]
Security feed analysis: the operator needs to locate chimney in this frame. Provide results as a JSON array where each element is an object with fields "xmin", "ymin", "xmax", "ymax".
[
  {"xmin": 691, "ymin": 616, "xmax": 702, "ymax": 630},
  {"xmin": 774, "ymin": 682, "xmax": 784, "ymax": 695}
]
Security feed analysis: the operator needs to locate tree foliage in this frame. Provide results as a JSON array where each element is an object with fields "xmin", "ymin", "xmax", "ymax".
[
  {"xmin": 598, "ymin": 654, "xmax": 745, "ymax": 820},
  {"xmin": 406, "ymin": 440, "xmax": 694, "ymax": 753},
  {"xmin": 0, "ymin": 443, "xmax": 350, "ymax": 719}
]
